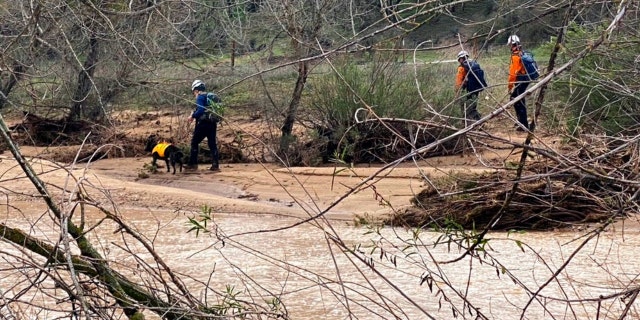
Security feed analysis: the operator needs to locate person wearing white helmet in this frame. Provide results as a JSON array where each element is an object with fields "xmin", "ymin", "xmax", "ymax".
[
  {"xmin": 455, "ymin": 50, "xmax": 485, "ymax": 123},
  {"xmin": 507, "ymin": 35, "xmax": 520, "ymax": 46},
  {"xmin": 507, "ymin": 35, "xmax": 530, "ymax": 131},
  {"xmin": 185, "ymin": 79, "xmax": 220, "ymax": 172}
]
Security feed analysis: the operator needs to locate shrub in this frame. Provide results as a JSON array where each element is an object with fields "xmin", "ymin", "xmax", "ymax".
[
  {"xmin": 551, "ymin": 23, "xmax": 640, "ymax": 136},
  {"xmin": 306, "ymin": 53, "xmax": 453, "ymax": 163}
]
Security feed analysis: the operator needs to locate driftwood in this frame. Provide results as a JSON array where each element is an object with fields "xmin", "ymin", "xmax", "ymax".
[
  {"xmin": 322, "ymin": 119, "xmax": 464, "ymax": 164},
  {"xmin": 386, "ymin": 137, "xmax": 640, "ymax": 231}
]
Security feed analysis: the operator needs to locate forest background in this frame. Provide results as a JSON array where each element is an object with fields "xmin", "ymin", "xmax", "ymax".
[{"xmin": 0, "ymin": 0, "xmax": 639, "ymax": 319}]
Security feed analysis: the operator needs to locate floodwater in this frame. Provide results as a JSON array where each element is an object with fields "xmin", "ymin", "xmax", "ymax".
[
  {"xmin": 166, "ymin": 214, "xmax": 640, "ymax": 320},
  {"xmin": 92, "ymin": 210, "xmax": 640, "ymax": 319},
  {"xmin": 2, "ymin": 203, "xmax": 640, "ymax": 319}
]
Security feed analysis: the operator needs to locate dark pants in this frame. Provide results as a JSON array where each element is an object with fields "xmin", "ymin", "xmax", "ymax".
[
  {"xmin": 511, "ymin": 82, "xmax": 530, "ymax": 129},
  {"xmin": 463, "ymin": 91, "xmax": 481, "ymax": 122},
  {"xmin": 189, "ymin": 120, "xmax": 219, "ymax": 167}
]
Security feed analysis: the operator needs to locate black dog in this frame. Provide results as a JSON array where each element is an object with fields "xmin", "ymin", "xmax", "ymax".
[{"xmin": 144, "ymin": 135, "xmax": 184, "ymax": 174}]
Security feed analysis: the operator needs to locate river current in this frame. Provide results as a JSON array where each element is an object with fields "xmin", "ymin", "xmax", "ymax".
[
  {"xmin": 119, "ymin": 210, "xmax": 640, "ymax": 319},
  {"xmin": 2, "ymin": 203, "xmax": 639, "ymax": 319}
]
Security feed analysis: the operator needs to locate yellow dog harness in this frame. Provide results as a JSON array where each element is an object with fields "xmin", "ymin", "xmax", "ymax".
[{"xmin": 151, "ymin": 142, "xmax": 171, "ymax": 158}]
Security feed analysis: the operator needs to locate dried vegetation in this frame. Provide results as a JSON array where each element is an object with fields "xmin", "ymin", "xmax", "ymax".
[{"xmin": 387, "ymin": 135, "xmax": 639, "ymax": 230}]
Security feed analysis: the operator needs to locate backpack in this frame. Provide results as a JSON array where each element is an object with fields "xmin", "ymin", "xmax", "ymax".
[
  {"xmin": 465, "ymin": 60, "xmax": 488, "ymax": 93},
  {"xmin": 519, "ymin": 51, "xmax": 540, "ymax": 81},
  {"xmin": 204, "ymin": 92, "xmax": 224, "ymax": 122}
]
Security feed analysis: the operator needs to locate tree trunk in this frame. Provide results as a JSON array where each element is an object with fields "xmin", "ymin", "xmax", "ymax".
[
  {"xmin": 0, "ymin": 62, "xmax": 24, "ymax": 110},
  {"xmin": 279, "ymin": 60, "xmax": 309, "ymax": 154},
  {"xmin": 68, "ymin": 35, "xmax": 101, "ymax": 122}
]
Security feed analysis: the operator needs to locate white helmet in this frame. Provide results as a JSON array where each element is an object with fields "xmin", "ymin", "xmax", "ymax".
[
  {"xmin": 507, "ymin": 35, "xmax": 520, "ymax": 45},
  {"xmin": 191, "ymin": 79, "xmax": 205, "ymax": 91},
  {"xmin": 457, "ymin": 50, "xmax": 469, "ymax": 60}
]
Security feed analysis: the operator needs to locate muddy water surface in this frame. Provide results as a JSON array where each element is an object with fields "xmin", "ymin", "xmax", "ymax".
[
  {"xmin": 2, "ymin": 153, "xmax": 639, "ymax": 319},
  {"xmin": 95, "ymin": 209, "xmax": 640, "ymax": 318},
  {"xmin": 2, "ymin": 204, "xmax": 640, "ymax": 319}
]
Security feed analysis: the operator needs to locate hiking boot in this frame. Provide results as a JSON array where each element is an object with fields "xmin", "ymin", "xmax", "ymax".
[
  {"xmin": 209, "ymin": 165, "xmax": 220, "ymax": 172},
  {"xmin": 514, "ymin": 121, "xmax": 529, "ymax": 132},
  {"xmin": 184, "ymin": 164, "xmax": 198, "ymax": 171}
]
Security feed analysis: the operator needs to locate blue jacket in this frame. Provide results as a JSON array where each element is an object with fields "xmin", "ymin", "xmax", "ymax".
[{"xmin": 191, "ymin": 93, "xmax": 208, "ymax": 120}]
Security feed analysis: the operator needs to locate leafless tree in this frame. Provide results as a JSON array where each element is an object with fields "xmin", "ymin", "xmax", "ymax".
[
  {"xmin": 0, "ymin": 1, "xmax": 203, "ymax": 122},
  {"xmin": 0, "ymin": 0, "xmax": 638, "ymax": 319}
]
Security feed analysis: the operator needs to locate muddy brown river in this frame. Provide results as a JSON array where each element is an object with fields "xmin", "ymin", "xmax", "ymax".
[
  {"xmin": 171, "ymin": 214, "xmax": 640, "ymax": 319},
  {"xmin": 4, "ymin": 205, "xmax": 638, "ymax": 319},
  {"xmin": 1, "ymin": 155, "xmax": 638, "ymax": 319}
]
